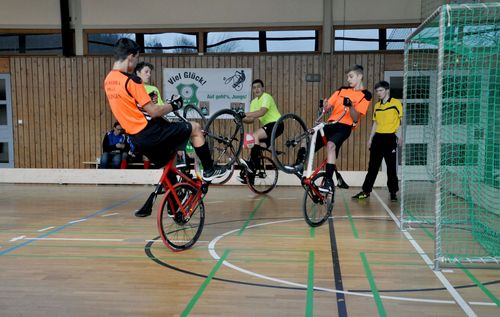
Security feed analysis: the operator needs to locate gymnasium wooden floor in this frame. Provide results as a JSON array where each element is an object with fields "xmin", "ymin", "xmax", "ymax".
[{"xmin": 0, "ymin": 183, "xmax": 498, "ymax": 316}]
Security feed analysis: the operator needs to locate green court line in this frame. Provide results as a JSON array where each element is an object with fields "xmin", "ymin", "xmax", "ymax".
[
  {"xmin": 457, "ymin": 263, "xmax": 500, "ymax": 307},
  {"xmin": 360, "ymin": 252, "xmax": 387, "ymax": 317},
  {"xmin": 340, "ymin": 191, "xmax": 359, "ymax": 239},
  {"xmin": 237, "ymin": 197, "xmax": 267, "ymax": 236},
  {"xmin": 181, "ymin": 249, "xmax": 230, "ymax": 317},
  {"xmin": 309, "ymin": 226, "xmax": 315, "ymax": 238},
  {"xmin": 306, "ymin": 250, "xmax": 315, "ymax": 317}
]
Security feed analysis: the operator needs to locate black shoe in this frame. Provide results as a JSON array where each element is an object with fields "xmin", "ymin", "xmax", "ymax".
[
  {"xmin": 319, "ymin": 178, "xmax": 334, "ymax": 193},
  {"xmin": 202, "ymin": 165, "xmax": 229, "ymax": 182},
  {"xmin": 238, "ymin": 158, "xmax": 254, "ymax": 174},
  {"xmin": 390, "ymin": 193, "xmax": 398, "ymax": 202},
  {"xmin": 352, "ymin": 191, "xmax": 370, "ymax": 199},
  {"xmin": 134, "ymin": 208, "xmax": 152, "ymax": 217},
  {"xmin": 335, "ymin": 171, "xmax": 349, "ymax": 189},
  {"xmin": 236, "ymin": 170, "xmax": 247, "ymax": 184}
]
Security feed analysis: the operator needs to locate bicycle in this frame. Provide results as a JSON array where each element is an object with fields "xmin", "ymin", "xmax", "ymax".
[
  {"xmin": 236, "ymin": 145, "xmax": 279, "ymax": 194},
  {"xmin": 270, "ymin": 102, "xmax": 349, "ymax": 227},
  {"xmin": 209, "ymin": 108, "xmax": 279, "ymax": 194},
  {"xmin": 134, "ymin": 105, "xmax": 244, "ymax": 251}
]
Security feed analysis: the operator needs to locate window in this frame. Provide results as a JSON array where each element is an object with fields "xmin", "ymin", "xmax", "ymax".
[
  {"xmin": 88, "ymin": 33, "xmax": 135, "ymax": 54},
  {"xmin": 0, "ymin": 33, "xmax": 62, "ymax": 54},
  {"xmin": 266, "ymin": 30, "xmax": 316, "ymax": 52},
  {"xmin": 335, "ymin": 29, "xmax": 379, "ymax": 51},
  {"xmin": 144, "ymin": 33, "xmax": 197, "ymax": 53},
  {"xmin": 207, "ymin": 31, "xmax": 259, "ymax": 53},
  {"xmin": 387, "ymin": 28, "xmax": 415, "ymax": 50}
]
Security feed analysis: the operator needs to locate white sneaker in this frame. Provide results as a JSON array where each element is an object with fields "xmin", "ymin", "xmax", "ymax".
[
  {"xmin": 202, "ymin": 165, "xmax": 229, "ymax": 182},
  {"xmin": 239, "ymin": 158, "xmax": 254, "ymax": 173}
]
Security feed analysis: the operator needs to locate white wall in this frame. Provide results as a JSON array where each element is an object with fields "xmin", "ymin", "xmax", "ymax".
[
  {"xmin": 0, "ymin": 0, "xmax": 421, "ymax": 29},
  {"xmin": 0, "ymin": 0, "xmax": 61, "ymax": 28}
]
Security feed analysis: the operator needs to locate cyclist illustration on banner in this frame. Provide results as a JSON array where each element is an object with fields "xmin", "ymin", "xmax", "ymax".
[{"xmin": 223, "ymin": 70, "xmax": 246, "ymax": 91}]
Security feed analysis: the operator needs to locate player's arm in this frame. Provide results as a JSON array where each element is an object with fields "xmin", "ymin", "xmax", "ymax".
[
  {"xmin": 243, "ymin": 107, "xmax": 267, "ymax": 123},
  {"xmin": 368, "ymin": 122, "xmax": 377, "ymax": 148},
  {"xmin": 143, "ymin": 101, "xmax": 177, "ymax": 118}
]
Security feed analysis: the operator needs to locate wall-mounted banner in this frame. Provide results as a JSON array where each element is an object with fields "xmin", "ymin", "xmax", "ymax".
[{"xmin": 163, "ymin": 68, "xmax": 252, "ymax": 117}]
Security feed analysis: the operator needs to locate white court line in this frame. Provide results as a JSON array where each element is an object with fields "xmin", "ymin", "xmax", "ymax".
[
  {"xmin": 207, "ymin": 218, "xmax": 494, "ymax": 307},
  {"xmin": 9, "ymin": 235, "xmax": 26, "ymax": 242},
  {"xmin": 102, "ymin": 213, "xmax": 119, "ymax": 217},
  {"xmin": 26, "ymin": 237, "xmax": 124, "ymax": 242},
  {"xmin": 37, "ymin": 226, "xmax": 55, "ymax": 232},
  {"xmin": 372, "ymin": 190, "xmax": 478, "ymax": 317},
  {"xmin": 68, "ymin": 219, "xmax": 87, "ymax": 224}
]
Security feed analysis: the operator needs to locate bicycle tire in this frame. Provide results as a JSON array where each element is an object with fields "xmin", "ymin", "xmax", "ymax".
[
  {"xmin": 204, "ymin": 108, "xmax": 244, "ymax": 169},
  {"xmin": 303, "ymin": 172, "xmax": 334, "ymax": 227},
  {"xmin": 271, "ymin": 113, "xmax": 310, "ymax": 174},
  {"xmin": 247, "ymin": 156, "xmax": 278, "ymax": 194},
  {"xmin": 183, "ymin": 104, "xmax": 207, "ymax": 129},
  {"xmin": 157, "ymin": 183, "xmax": 205, "ymax": 251}
]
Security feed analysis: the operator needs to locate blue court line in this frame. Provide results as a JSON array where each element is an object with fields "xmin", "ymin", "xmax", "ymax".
[{"xmin": 0, "ymin": 194, "xmax": 142, "ymax": 256}]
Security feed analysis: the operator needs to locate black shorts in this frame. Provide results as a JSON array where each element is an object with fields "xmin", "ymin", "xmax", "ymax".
[
  {"xmin": 315, "ymin": 123, "xmax": 352, "ymax": 157},
  {"xmin": 129, "ymin": 119, "xmax": 192, "ymax": 168},
  {"xmin": 260, "ymin": 121, "xmax": 284, "ymax": 147}
]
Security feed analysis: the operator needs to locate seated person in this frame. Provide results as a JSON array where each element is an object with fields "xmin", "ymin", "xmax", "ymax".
[
  {"xmin": 99, "ymin": 122, "xmax": 130, "ymax": 169},
  {"xmin": 127, "ymin": 138, "xmax": 152, "ymax": 169}
]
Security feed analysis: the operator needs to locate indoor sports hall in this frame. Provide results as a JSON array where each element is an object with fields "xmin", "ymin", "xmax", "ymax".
[{"xmin": 0, "ymin": 1, "xmax": 498, "ymax": 316}]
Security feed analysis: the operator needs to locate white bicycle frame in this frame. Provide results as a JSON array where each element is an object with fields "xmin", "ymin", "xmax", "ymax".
[{"xmin": 302, "ymin": 106, "xmax": 349, "ymax": 179}]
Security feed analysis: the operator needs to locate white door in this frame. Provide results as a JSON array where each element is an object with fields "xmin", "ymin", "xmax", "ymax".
[{"xmin": 0, "ymin": 74, "xmax": 14, "ymax": 167}]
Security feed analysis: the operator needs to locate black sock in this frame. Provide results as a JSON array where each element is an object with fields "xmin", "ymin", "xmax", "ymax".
[
  {"xmin": 250, "ymin": 145, "xmax": 261, "ymax": 168},
  {"xmin": 325, "ymin": 163, "xmax": 335, "ymax": 180},
  {"xmin": 194, "ymin": 142, "xmax": 214, "ymax": 171},
  {"xmin": 297, "ymin": 147, "xmax": 306, "ymax": 163}
]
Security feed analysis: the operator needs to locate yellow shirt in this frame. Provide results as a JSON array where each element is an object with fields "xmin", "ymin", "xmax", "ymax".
[
  {"xmin": 144, "ymin": 84, "xmax": 164, "ymax": 105},
  {"xmin": 249, "ymin": 92, "xmax": 281, "ymax": 125},
  {"xmin": 373, "ymin": 97, "xmax": 403, "ymax": 134}
]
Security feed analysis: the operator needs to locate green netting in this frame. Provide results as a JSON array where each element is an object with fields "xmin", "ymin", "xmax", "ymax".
[{"xmin": 402, "ymin": 3, "xmax": 499, "ymax": 265}]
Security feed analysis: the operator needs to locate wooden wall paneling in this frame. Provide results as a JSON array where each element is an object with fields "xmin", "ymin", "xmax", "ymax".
[
  {"xmin": 87, "ymin": 57, "xmax": 95, "ymax": 166},
  {"xmin": 60, "ymin": 58, "xmax": 70, "ymax": 168},
  {"xmin": 76, "ymin": 58, "xmax": 86, "ymax": 166},
  {"xmin": 30, "ymin": 58, "xmax": 39, "ymax": 168},
  {"xmin": 25, "ymin": 58, "xmax": 36, "ymax": 167},
  {"xmin": 42, "ymin": 57, "xmax": 52, "ymax": 167},
  {"xmin": 68, "ymin": 57, "xmax": 76, "ymax": 168},
  {"xmin": 83, "ymin": 58, "xmax": 91, "ymax": 167},
  {"xmin": 91, "ymin": 57, "xmax": 101, "ymax": 164},
  {"xmin": 36, "ymin": 57, "xmax": 47, "ymax": 168},
  {"xmin": 48, "ymin": 57, "xmax": 57, "ymax": 168}
]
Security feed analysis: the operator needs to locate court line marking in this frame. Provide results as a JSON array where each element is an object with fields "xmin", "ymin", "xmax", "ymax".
[
  {"xmin": 208, "ymin": 218, "xmax": 495, "ymax": 307},
  {"xmin": 9, "ymin": 235, "xmax": 25, "ymax": 242},
  {"xmin": 0, "ymin": 194, "xmax": 141, "ymax": 256},
  {"xmin": 68, "ymin": 219, "xmax": 87, "ymax": 224},
  {"xmin": 372, "ymin": 190, "xmax": 478, "ymax": 317},
  {"xmin": 102, "ymin": 213, "xmax": 120, "ymax": 217},
  {"xmin": 38, "ymin": 226, "xmax": 55, "ymax": 232}
]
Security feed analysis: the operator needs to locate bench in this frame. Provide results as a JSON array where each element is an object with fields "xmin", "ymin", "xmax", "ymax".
[{"xmin": 82, "ymin": 161, "xmax": 148, "ymax": 169}]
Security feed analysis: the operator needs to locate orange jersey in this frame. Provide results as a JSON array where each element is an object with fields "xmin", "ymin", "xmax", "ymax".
[
  {"xmin": 104, "ymin": 70, "xmax": 152, "ymax": 135},
  {"xmin": 327, "ymin": 87, "xmax": 372, "ymax": 127}
]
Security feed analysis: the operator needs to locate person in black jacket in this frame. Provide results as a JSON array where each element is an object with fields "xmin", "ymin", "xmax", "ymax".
[{"xmin": 99, "ymin": 122, "xmax": 131, "ymax": 169}]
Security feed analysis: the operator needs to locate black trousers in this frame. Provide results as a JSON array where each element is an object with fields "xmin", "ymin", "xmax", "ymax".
[{"xmin": 362, "ymin": 133, "xmax": 399, "ymax": 194}]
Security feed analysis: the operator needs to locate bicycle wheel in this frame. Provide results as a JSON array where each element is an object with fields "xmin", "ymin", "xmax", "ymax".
[
  {"xmin": 183, "ymin": 104, "xmax": 207, "ymax": 129},
  {"xmin": 204, "ymin": 109, "xmax": 244, "ymax": 168},
  {"xmin": 303, "ymin": 172, "xmax": 334, "ymax": 227},
  {"xmin": 157, "ymin": 183, "xmax": 205, "ymax": 251},
  {"xmin": 247, "ymin": 156, "xmax": 278, "ymax": 194},
  {"xmin": 271, "ymin": 113, "xmax": 310, "ymax": 174}
]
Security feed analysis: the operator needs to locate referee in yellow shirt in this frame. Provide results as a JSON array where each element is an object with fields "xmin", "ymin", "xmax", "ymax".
[{"xmin": 352, "ymin": 81, "xmax": 402, "ymax": 201}]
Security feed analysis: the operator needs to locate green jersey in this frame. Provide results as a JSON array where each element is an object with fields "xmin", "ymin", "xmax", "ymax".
[
  {"xmin": 250, "ymin": 92, "xmax": 281, "ymax": 125},
  {"xmin": 144, "ymin": 84, "xmax": 164, "ymax": 105}
]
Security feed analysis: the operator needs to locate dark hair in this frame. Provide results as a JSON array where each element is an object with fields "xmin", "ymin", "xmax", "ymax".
[
  {"xmin": 113, "ymin": 38, "xmax": 140, "ymax": 61},
  {"xmin": 345, "ymin": 64, "xmax": 364, "ymax": 75},
  {"xmin": 374, "ymin": 81, "xmax": 390, "ymax": 90},
  {"xmin": 134, "ymin": 61, "xmax": 154, "ymax": 74},
  {"xmin": 113, "ymin": 121, "xmax": 121, "ymax": 128},
  {"xmin": 252, "ymin": 79, "xmax": 264, "ymax": 87}
]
